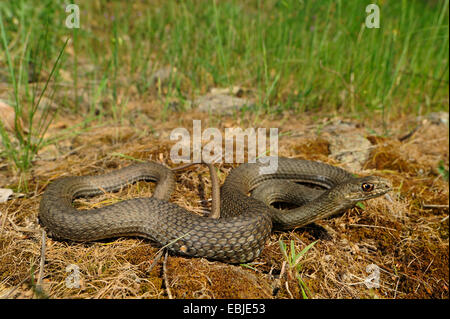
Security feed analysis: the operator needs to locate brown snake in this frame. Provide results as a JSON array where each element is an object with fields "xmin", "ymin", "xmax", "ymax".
[{"xmin": 39, "ymin": 157, "xmax": 391, "ymax": 263}]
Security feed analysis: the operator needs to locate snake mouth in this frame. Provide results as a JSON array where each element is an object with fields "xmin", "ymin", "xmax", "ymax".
[{"xmin": 360, "ymin": 188, "xmax": 391, "ymax": 201}]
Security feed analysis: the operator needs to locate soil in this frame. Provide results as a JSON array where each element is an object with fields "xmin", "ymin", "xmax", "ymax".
[{"xmin": 0, "ymin": 105, "xmax": 448, "ymax": 299}]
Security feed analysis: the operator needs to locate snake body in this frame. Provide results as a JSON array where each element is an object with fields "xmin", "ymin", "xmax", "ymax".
[{"xmin": 39, "ymin": 157, "xmax": 391, "ymax": 263}]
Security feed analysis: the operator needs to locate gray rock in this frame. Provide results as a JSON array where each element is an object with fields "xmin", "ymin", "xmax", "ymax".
[
  {"xmin": 328, "ymin": 133, "xmax": 373, "ymax": 172},
  {"xmin": 150, "ymin": 66, "xmax": 177, "ymax": 86},
  {"xmin": 195, "ymin": 93, "xmax": 252, "ymax": 115},
  {"xmin": 424, "ymin": 112, "xmax": 449, "ymax": 126}
]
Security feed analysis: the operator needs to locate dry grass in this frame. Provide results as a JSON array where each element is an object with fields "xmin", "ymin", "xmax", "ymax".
[{"xmin": 0, "ymin": 105, "xmax": 448, "ymax": 299}]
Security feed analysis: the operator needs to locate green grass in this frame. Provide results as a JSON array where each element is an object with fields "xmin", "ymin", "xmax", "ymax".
[
  {"xmin": 437, "ymin": 160, "xmax": 449, "ymax": 181},
  {"xmin": 0, "ymin": 0, "xmax": 448, "ymax": 176},
  {"xmin": 0, "ymin": 7, "xmax": 67, "ymax": 188},
  {"xmin": 2, "ymin": 0, "xmax": 448, "ymax": 113},
  {"xmin": 279, "ymin": 239, "xmax": 318, "ymax": 298}
]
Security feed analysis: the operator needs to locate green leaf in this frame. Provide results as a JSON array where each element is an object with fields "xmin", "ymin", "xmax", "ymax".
[
  {"xmin": 290, "ymin": 240, "xmax": 296, "ymax": 264},
  {"xmin": 240, "ymin": 263, "xmax": 258, "ymax": 271},
  {"xmin": 437, "ymin": 160, "xmax": 449, "ymax": 181},
  {"xmin": 298, "ymin": 277, "xmax": 311, "ymax": 299},
  {"xmin": 279, "ymin": 240, "xmax": 288, "ymax": 260},
  {"xmin": 293, "ymin": 240, "xmax": 318, "ymax": 269}
]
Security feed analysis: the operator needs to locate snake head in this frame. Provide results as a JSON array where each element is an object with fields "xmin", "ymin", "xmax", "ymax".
[{"xmin": 337, "ymin": 176, "xmax": 392, "ymax": 204}]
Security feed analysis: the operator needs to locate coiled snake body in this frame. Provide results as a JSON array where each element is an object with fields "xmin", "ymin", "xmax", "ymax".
[{"xmin": 39, "ymin": 157, "xmax": 391, "ymax": 263}]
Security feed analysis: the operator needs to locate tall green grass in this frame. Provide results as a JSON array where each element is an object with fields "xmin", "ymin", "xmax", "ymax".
[
  {"xmin": 122, "ymin": 0, "xmax": 448, "ymax": 117},
  {"xmin": 0, "ymin": 4, "xmax": 68, "ymax": 189},
  {"xmin": 2, "ymin": 0, "xmax": 448, "ymax": 116}
]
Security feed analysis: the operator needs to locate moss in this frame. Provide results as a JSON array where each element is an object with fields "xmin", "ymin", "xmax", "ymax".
[
  {"xmin": 1, "ymin": 114, "xmax": 448, "ymax": 299},
  {"xmin": 293, "ymin": 138, "xmax": 330, "ymax": 159},
  {"xmin": 165, "ymin": 257, "xmax": 272, "ymax": 299}
]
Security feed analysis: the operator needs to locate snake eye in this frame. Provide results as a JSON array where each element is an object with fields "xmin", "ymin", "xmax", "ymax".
[{"xmin": 361, "ymin": 183, "xmax": 374, "ymax": 192}]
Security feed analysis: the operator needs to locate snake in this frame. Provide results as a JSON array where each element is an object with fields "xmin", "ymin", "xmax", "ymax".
[{"xmin": 39, "ymin": 157, "xmax": 392, "ymax": 263}]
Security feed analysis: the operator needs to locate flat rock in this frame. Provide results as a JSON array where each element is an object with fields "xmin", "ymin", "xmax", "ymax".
[
  {"xmin": 328, "ymin": 133, "xmax": 373, "ymax": 172},
  {"xmin": 0, "ymin": 188, "xmax": 13, "ymax": 203},
  {"xmin": 422, "ymin": 112, "xmax": 449, "ymax": 126},
  {"xmin": 195, "ymin": 93, "xmax": 252, "ymax": 115},
  {"xmin": 150, "ymin": 66, "xmax": 177, "ymax": 86}
]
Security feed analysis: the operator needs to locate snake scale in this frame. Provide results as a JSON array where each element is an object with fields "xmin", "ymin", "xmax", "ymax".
[{"xmin": 39, "ymin": 157, "xmax": 391, "ymax": 263}]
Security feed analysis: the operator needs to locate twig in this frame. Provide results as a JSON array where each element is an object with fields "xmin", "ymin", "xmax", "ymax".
[
  {"xmin": 0, "ymin": 209, "xmax": 8, "ymax": 234},
  {"xmin": 147, "ymin": 249, "xmax": 164, "ymax": 273},
  {"xmin": 280, "ymin": 261, "xmax": 286, "ymax": 279},
  {"xmin": 32, "ymin": 230, "xmax": 50, "ymax": 298},
  {"xmin": 0, "ymin": 275, "xmax": 31, "ymax": 298},
  {"xmin": 7, "ymin": 216, "xmax": 40, "ymax": 234},
  {"xmin": 272, "ymin": 261, "xmax": 286, "ymax": 297},
  {"xmin": 285, "ymin": 281, "xmax": 294, "ymax": 299},
  {"xmin": 349, "ymin": 223, "xmax": 397, "ymax": 232},
  {"xmin": 207, "ymin": 163, "xmax": 221, "ymax": 219},
  {"xmin": 423, "ymin": 258, "xmax": 434, "ymax": 275},
  {"xmin": 37, "ymin": 230, "xmax": 46, "ymax": 287},
  {"xmin": 393, "ymin": 278, "xmax": 400, "ymax": 299},
  {"xmin": 163, "ymin": 250, "xmax": 173, "ymax": 299},
  {"xmin": 398, "ymin": 126, "xmax": 420, "ymax": 142},
  {"xmin": 422, "ymin": 204, "xmax": 449, "ymax": 209},
  {"xmin": 171, "ymin": 159, "xmax": 222, "ymax": 219}
]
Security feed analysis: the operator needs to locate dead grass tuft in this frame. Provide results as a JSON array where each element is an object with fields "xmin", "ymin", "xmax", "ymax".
[{"xmin": 0, "ymin": 110, "xmax": 448, "ymax": 299}]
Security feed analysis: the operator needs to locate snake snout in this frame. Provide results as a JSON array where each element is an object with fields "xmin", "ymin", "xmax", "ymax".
[{"xmin": 370, "ymin": 176, "xmax": 392, "ymax": 194}]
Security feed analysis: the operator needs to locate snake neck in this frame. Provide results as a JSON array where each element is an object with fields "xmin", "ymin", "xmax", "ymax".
[{"xmin": 269, "ymin": 188, "xmax": 352, "ymax": 229}]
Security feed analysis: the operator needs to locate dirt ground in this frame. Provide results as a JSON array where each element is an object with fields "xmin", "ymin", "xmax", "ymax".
[{"xmin": 0, "ymin": 103, "xmax": 448, "ymax": 299}]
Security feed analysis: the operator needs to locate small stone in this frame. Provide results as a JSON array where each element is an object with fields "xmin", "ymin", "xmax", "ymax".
[
  {"xmin": 0, "ymin": 188, "xmax": 13, "ymax": 203},
  {"xmin": 150, "ymin": 66, "xmax": 177, "ymax": 86},
  {"xmin": 328, "ymin": 133, "xmax": 372, "ymax": 172},
  {"xmin": 195, "ymin": 93, "xmax": 252, "ymax": 115}
]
